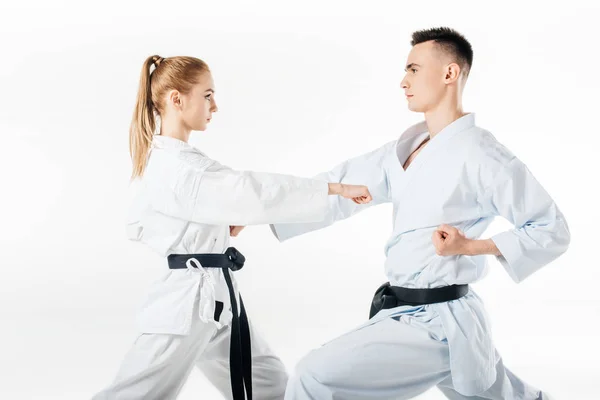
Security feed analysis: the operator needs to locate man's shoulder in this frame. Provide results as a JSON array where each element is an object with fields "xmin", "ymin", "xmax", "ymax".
[{"xmin": 463, "ymin": 126, "xmax": 517, "ymax": 166}]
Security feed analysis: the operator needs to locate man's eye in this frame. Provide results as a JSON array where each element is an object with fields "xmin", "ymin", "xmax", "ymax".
[
  {"xmin": 411, "ymin": 69, "xmax": 417, "ymax": 73},
  {"xmin": 205, "ymin": 94, "xmax": 212, "ymax": 100}
]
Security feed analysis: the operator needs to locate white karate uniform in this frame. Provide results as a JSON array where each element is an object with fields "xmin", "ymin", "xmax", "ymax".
[
  {"xmin": 272, "ymin": 113, "xmax": 569, "ymax": 400},
  {"xmin": 93, "ymin": 135, "xmax": 330, "ymax": 399}
]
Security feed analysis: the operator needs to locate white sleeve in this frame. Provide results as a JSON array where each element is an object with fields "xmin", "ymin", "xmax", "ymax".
[
  {"xmin": 148, "ymin": 160, "xmax": 329, "ymax": 226},
  {"xmin": 486, "ymin": 157, "xmax": 571, "ymax": 283},
  {"xmin": 270, "ymin": 140, "xmax": 395, "ymax": 242}
]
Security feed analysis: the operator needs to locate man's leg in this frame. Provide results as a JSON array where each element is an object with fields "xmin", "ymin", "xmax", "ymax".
[
  {"xmin": 436, "ymin": 351, "xmax": 543, "ymax": 400},
  {"xmin": 285, "ymin": 317, "xmax": 452, "ymax": 400},
  {"xmin": 196, "ymin": 319, "xmax": 288, "ymax": 400}
]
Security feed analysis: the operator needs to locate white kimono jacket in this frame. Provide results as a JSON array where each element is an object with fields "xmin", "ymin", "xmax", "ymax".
[
  {"xmin": 271, "ymin": 113, "xmax": 570, "ymax": 395},
  {"xmin": 126, "ymin": 135, "xmax": 329, "ymax": 335}
]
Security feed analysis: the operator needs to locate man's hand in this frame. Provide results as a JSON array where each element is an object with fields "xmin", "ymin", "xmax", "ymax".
[
  {"xmin": 229, "ymin": 226, "xmax": 245, "ymax": 237},
  {"xmin": 432, "ymin": 224, "xmax": 469, "ymax": 256}
]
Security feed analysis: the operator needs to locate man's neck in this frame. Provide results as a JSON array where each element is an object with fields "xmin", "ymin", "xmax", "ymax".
[{"xmin": 424, "ymin": 98, "xmax": 466, "ymax": 138}]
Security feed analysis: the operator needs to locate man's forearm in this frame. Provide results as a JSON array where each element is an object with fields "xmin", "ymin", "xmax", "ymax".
[{"xmin": 464, "ymin": 238, "xmax": 502, "ymax": 256}]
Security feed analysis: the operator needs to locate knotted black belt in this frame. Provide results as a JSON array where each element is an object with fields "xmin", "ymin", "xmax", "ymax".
[
  {"xmin": 168, "ymin": 247, "xmax": 252, "ymax": 400},
  {"xmin": 369, "ymin": 282, "xmax": 469, "ymax": 319}
]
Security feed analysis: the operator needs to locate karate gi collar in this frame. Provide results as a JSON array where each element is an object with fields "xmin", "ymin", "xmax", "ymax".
[{"xmin": 399, "ymin": 113, "xmax": 476, "ymax": 142}]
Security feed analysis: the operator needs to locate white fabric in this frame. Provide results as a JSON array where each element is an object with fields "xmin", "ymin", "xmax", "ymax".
[
  {"xmin": 284, "ymin": 315, "xmax": 542, "ymax": 400},
  {"xmin": 272, "ymin": 113, "xmax": 570, "ymax": 396},
  {"xmin": 93, "ymin": 289, "xmax": 288, "ymax": 400},
  {"xmin": 94, "ymin": 134, "xmax": 330, "ymax": 398},
  {"xmin": 129, "ymin": 134, "xmax": 329, "ymax": 335}
]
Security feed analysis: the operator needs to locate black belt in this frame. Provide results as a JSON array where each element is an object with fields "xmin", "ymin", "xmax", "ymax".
[
  {"xmin": 369, "ymin": 282, "xmax": 469, "ymax": 319},
  {"xmin": 168, "ymin": 247, "xmax": 252, "ymax": 400}
]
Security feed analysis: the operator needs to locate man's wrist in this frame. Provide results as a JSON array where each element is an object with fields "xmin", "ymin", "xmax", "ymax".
[
  {"xmin": 462, "ymin": 238, "xmax": 500, "ymax": 256},
  {"xmin": 462, "ymin": 238, "xmax": 476, "ymax": 256}
]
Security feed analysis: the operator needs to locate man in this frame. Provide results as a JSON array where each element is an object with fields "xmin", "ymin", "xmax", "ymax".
[{"xmin": 267, "ymin": 27, "xmax": 569, "ymax": 399}]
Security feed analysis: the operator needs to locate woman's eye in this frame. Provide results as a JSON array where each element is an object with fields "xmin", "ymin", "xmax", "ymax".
[
  {"xmin": 411, "ymin": 68, "xmax": 417, "ymax": 73},
  {"xmin": 205, "ymin": 94, "xmax": 212, "ymax": 100}
]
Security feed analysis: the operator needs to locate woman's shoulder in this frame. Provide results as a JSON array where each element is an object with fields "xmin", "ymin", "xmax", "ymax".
[{"xmin": 150, "ymin": 146, "xmax": 217, "ymax": 172}]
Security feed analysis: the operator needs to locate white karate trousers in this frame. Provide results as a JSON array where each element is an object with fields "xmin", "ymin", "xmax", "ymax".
[
  {"xmin": 284, "ymin": 317, "xmax": 546, "ymax": 400},
  {"xmin": 93, "ymin": 291, "xmax": 287, "ymax": 400}
]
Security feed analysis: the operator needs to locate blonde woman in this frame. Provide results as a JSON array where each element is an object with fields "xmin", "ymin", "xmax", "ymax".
[{"xmin": 92, "ymin": 55, "xmax": 372, "ymax": 400}]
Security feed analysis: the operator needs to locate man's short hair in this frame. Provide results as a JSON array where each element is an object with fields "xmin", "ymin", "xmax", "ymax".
[{"xmin": 411, "ymin": 27, "xmax": 473, "ymax": 76}]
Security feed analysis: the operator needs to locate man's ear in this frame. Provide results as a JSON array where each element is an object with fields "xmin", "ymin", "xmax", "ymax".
[{"xmin": 444, "ymin": 63, "xmax": 461, "ymax": 83}]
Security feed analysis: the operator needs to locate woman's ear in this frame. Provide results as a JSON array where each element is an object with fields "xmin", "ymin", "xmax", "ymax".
[{"xmin": 168, "ymin": 89, "xmax": 183, "ymax": 109}]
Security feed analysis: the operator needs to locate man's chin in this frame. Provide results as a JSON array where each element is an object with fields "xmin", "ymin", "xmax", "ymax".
[{"xmin": 407, "ymin": 103, "xmax": 423, "ymax": 113}]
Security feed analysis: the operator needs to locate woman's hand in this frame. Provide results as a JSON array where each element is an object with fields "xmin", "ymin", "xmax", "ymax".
[
  {"xmin": 229, "ymin": 226, "xmax": 245, "ymax": 237},
  {"xmin": 328, "ymin": 183, "xmax": 373, "ymax": 204}
]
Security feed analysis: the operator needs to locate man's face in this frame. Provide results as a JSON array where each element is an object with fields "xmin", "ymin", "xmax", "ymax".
[{"xmin": 400, "ymin": 41, "xmax": 449, "ymax": 113}]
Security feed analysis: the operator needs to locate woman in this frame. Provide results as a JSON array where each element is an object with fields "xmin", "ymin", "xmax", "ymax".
[{"xmin": 93, "ymin": 55, "xmax": 372, "ymax": 400}]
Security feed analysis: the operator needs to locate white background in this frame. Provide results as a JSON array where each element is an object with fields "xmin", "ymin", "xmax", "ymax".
[{"xmin": 1, "ymin": 1, "xmax": 599, "ymax": 399}]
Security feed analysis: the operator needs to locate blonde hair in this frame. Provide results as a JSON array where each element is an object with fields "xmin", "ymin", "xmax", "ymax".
[{"xmin": 129, "ymin": 55, "xmax": 210, "ymax": 179}]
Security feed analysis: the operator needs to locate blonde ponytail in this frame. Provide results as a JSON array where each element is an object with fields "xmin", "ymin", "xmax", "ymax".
[
  {"xmin": 129, "ymin": 55, "xmax": 160, "ymax": 180},
  {"xmin": 129, "ymin": 55, "xmax": 210, "ymax": 179}
]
